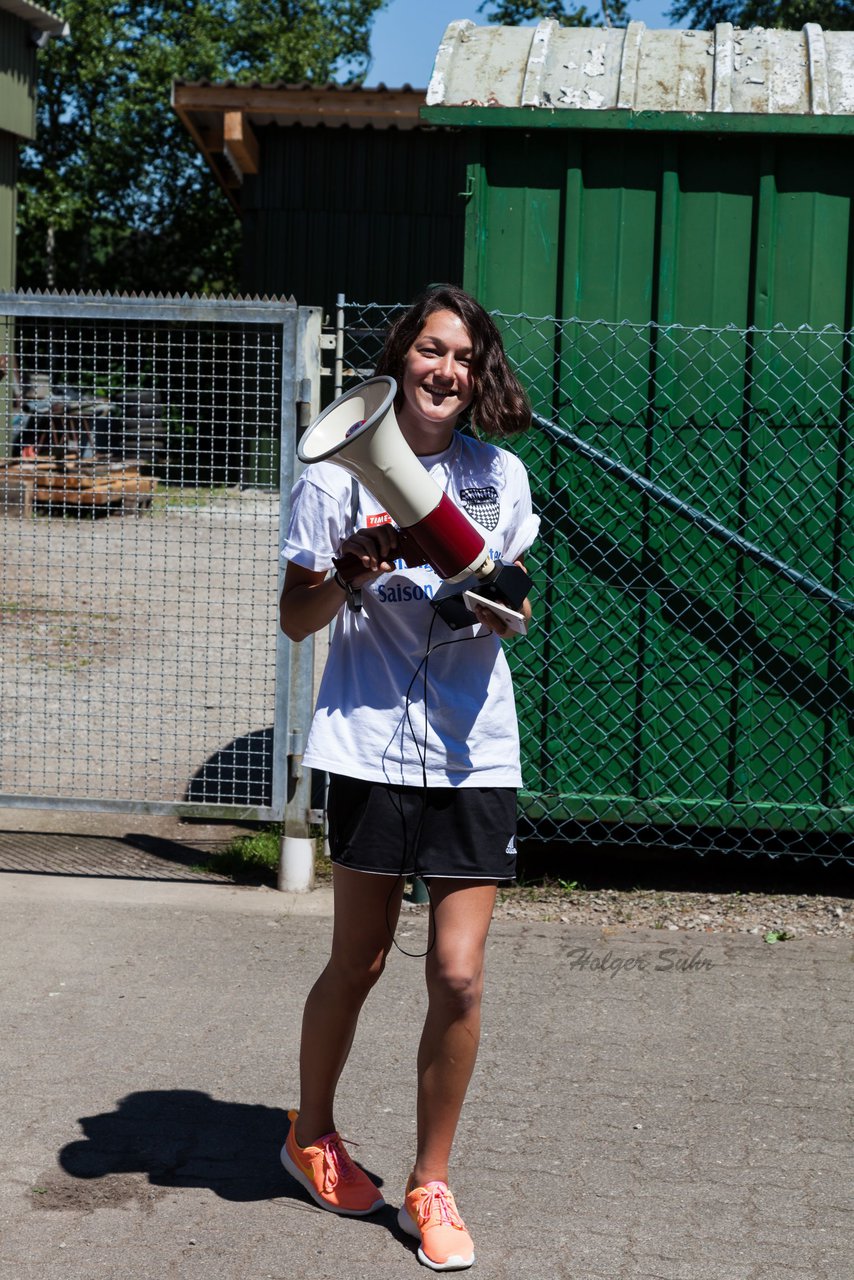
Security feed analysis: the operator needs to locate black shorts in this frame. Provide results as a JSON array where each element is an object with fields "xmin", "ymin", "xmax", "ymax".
[{"xmin": 326, "ymin": 774, "xmax": 518, "ymax": 881}]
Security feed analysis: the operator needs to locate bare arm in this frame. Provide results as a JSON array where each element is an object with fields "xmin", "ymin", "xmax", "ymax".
[{"xmin": 279, "ymin": 561, "xmax": 345, "ymax": 642}]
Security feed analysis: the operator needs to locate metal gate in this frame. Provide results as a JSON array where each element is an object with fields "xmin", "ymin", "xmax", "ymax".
[{"xmin": 0, "ymin": 291, "xmax": 320, "ymax": 823}]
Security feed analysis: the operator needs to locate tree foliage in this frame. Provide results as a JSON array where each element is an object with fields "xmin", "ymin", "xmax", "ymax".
[
  {"xmin": 18, "ymin": 1, "xmax": 387, "ymax": 295},
  {"xmin": 478, "ymin": 1, "xmax": 631, "ymax": 29},
  {"xmin": 480, "ymin": 0, "xmax": 853, "ymax": 31},
  {"xmin": 668, "ymin": 0, "xmax": 854, "ymax": 26}
]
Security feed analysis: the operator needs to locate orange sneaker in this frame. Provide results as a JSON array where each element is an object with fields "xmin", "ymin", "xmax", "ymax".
[
  {"xmin": 280, "ymin": 1110, "xmax": 385, "ymax": 1216},
  {"xmin": 398, "ymin": 1176, "xmax": 475, "ymax": 1271}
]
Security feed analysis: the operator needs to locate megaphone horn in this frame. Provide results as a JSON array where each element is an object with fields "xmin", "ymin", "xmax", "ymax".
[{"xmin": 298, "ymin": 376, "xmax": 493, "ymax": 584}]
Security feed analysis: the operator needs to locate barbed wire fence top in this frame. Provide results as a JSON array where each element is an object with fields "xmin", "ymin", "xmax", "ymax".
[{"xmin": 339, "ymin": 302, "xmax": 853, "ymax": 866}]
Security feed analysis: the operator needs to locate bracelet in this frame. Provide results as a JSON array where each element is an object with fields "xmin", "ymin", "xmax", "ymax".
[{"xmin": 332, "ymin": 568, "xmax": 362, "ymax": 613}]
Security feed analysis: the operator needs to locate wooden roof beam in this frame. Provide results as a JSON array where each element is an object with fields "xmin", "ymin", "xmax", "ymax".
[
  {"xmin": 172, "ymin": 82, "xmax": 425, "ymax": 129},
  {"xmin": 223, "ymin": 110, "xmax": 259, "ymax": 179}
]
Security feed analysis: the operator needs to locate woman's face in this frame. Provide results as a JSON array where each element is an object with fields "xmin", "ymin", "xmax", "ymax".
[{"xmin": 397, "ymin": 309, "xmax": 475, "ymax": 453}]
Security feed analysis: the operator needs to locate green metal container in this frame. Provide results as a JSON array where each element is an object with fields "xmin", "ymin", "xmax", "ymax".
[{"xmin": 423, "ymin": 21, "xmax": 854, "ymax": 845}]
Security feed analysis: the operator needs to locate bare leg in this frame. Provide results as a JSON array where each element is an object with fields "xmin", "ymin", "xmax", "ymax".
[
  {"xmin": 412, "ymin": 879, "xmax": 497, "ymax": 1186},
  {"xmin": 295, "ymin": 865, "xmax": 405, "ymax": 1147}
]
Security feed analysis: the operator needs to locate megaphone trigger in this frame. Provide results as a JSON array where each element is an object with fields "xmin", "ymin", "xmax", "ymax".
[
  {"xmin": 332, "ymin": 525, "xmax": 427, "ymax": 585},
  {"xmin": 331, "ymin": 551, "xmax": 365, "ymax": 584}
]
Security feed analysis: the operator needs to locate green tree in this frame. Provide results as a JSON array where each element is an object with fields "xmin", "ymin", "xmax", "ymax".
[
  {"xmin": 667, "ymin": 0, "xmax": 853, "ymax": 27},
  {"xmin": 18, "ymin": 1, "xmax": 388, "ymax": 295},
  {"xmin": 478, "ymin": 1, "xmax": 631, "ymax": 29}
]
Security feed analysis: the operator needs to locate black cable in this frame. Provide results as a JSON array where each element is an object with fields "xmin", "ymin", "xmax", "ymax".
[
  {"xmin": 386, "ymin": 612, "xmax": 492, "ymax": 959},
  {"xmin": 383, "ymin": 610, "xmax": 440, "ymax": 957}
]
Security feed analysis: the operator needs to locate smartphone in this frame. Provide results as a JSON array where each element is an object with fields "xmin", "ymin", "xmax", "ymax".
[{"xmin": 462, "ymin": 590, "xmax": 528, "ymax": 636}]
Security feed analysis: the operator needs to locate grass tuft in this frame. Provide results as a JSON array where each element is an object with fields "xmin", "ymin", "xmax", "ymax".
[{"xmin": 199, "ymin": 825, "xmax": 330, "ymax": 884}]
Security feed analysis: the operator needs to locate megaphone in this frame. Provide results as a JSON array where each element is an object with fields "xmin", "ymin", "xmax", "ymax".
[{"xmin": 298, "ymin": 376, "xmax": 531, "ymax": 627}]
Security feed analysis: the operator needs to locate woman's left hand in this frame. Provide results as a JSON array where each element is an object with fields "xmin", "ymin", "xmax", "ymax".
[{"xmin": 472, "ymin": 560, "xmax": 532, "ymax": 638}]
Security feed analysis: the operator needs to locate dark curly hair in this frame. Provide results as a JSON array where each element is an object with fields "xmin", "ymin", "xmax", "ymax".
[{"xmin": 374, "ymin": 284, "xmax": 531, "ymax": 438}]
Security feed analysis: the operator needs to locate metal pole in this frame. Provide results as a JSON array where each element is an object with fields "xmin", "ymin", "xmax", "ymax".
[
  {"xmin": 279, "ymin": 724, "xmax": 315, "ymax": 893},
  {"xmin": 278, "ymin": 311, "xmax": 322, "ymax": 892},
  {"xmin": 334, "ymin": 293, "xmax": 345, "ymax": 400}
]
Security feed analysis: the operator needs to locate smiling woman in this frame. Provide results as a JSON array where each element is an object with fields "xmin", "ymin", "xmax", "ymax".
[{"xmin": 277, "ymin": 284, "xmax": 540, "ymax": 1270}]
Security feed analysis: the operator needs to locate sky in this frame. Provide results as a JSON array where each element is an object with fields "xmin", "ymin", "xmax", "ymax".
[{"xmin": 368, "ymin": 0, "xmax": 676, "ymax": 88}]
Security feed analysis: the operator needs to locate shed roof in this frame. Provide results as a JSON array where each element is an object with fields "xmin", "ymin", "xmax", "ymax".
[
  {"xmin": 0, "ymin": 0, "xmax": 68, "ymax": 38},
  {"xmin": 426, "ymin": 20, "xmax": 854, "ymax": 119},
  {"xmin": 173, "ymin": 80, "xmax": 425, "ymax": 132},
  {"xmin": 172, "ymin": 82, "xmax": 427, "ymax": 210}
]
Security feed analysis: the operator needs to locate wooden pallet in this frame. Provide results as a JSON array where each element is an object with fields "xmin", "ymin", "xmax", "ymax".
[
  {"xmin": 0, "ymin": 460, "xmax": 54, "ymax": 518},
  {"xmin": 1, "ymin": 459, "xmax": 156, "ymax": 516}
]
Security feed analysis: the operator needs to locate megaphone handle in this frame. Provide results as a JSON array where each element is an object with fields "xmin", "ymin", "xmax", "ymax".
[
  {"xmin": 332, "ymin": 551, "xmax": 363, "ymax": 583},
  {"xmin": 394, "ymin": 528, "xmax": 429, "ymax": 568}
]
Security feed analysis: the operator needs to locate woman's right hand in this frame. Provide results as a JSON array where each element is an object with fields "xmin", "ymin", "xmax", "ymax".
[{"xmin": 335, "ymin": 523, "xmax": 400, "ymax": 588}]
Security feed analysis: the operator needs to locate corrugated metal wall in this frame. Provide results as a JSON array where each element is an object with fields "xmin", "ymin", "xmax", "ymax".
[
  {"xmin": 0, "ymin": 9, "xmax": 36, "ymax": 143},
  {"xmin": 464, "ymin": 128, "xmax": 853, "ymax": 331},
  {"xmin": 461, "ymin": 124, "xmax": 853, "ymax": 843},
  {"xmin": 0, "ymin": 133, "xmax": 16, "ymax": 292},
  {"xmin": 241, "ymin": 125, "xmax": 469, "ymax": 309}
]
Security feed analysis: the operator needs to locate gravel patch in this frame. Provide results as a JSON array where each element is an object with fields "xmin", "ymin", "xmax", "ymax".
[
  {"xmin": 491, "ymin": 882, "xmax": 853, "ymax": 936},
  {"xmin": 485, "ymin": 843, "xmax": 854, "ymax": 936}
]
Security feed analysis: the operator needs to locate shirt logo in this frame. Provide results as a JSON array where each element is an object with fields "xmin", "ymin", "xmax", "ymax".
[
  {"xmin": 367, "ymin": 512, "xmax": 392, "ymax": 527},
  {"xmin": 460, "ymin": 486, "xmax": 500, "ymax": 531}
]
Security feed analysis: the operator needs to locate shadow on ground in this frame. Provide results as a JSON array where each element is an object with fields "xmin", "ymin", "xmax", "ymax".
[
  {"xmin": 45, "ymin": 1090, "xmax": 397, "ymax": 1215},
  {"xmin": 57, "ymin": 1091, "xmax": 295, "ymax": 1201},
  {"xmin": 37, "ymin": 1090, "xmax": 407, "ymax": 1242},
  {"xmin": 517, "ymin": 840, "xmax": 853, "ymax": 897},
  {"xmin": 0, "ymin": 830, "xmax": 240, "ymax": 881}
]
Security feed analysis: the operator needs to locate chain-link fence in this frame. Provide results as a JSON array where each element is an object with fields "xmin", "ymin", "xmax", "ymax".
[
  {"xmin": 0, "ymin": 292, "xmax": 320, "ymax": 822},
  {"xmin": 338, "ymin": 301, "xmax": 854, "ymax": 865}
]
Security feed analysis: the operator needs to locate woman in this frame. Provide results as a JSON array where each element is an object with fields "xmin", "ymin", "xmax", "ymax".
[{"xmin": 278, "ymin": 284, "xmax": 538, "ymax": 1271}]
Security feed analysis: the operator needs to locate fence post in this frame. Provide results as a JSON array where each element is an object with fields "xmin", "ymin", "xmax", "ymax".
[
  {"xmin": 0, "ymin": 324, "xmax": 15, "ymax": 458},
  {"xmin": 334, "ymin": 293, "xmax": 345, "ymax": 400},
  {"xmin": 278, "ymin": 308, "xmax": 322, "ymax": 891}
]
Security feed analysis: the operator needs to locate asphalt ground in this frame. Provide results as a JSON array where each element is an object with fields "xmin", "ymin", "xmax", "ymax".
[{"xmin": 1, "ymin": 864, "xmax": 851, "ymax": 1280}]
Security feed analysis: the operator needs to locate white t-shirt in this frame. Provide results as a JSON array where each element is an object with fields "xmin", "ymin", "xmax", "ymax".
[{"xmin": 280, "ymin": 431, "xmax": 540, "ymax": 787}]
